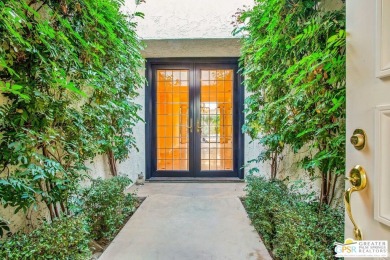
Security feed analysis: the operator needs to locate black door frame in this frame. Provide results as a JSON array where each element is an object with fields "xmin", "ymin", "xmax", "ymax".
[{"xmin": 145, "ymin": 58, "xmax": 244, "ymax": 179}]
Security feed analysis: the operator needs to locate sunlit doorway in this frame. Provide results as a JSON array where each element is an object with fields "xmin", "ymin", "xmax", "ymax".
[{"xmin": 146, "ymin": 59, "xmax": 244, "ymax": 179}]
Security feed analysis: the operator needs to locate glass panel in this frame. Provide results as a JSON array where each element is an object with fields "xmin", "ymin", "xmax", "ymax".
[
  {"xmin": 156, "ymin": 70, "xmax": 189, "ymax": 171},
  {"xmin": 200, "ymin": 69, "xmax": 234, "ymax": 171}
]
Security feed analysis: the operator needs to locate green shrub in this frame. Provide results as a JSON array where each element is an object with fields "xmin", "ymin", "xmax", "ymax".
[
  {"xmin": 0, "ymin": 176, "xmax": 138, "ymax": 259},
  {"xmin": 237, "ymin": 0, "xmax": 346, "ymax": 205},
  {"xmin": 1, "ymin": 0, "xmax": 144, "ymax": 219},
  {"xmin": 245, "ymin": 176, "xmax": 290, "ymax": 249},
  {"xmin": 0, "ymin": 217, "xmax": 11, "ymax": 238},
  {"xmin": 83, "ymin": 176, "xmax": 135, "ymax": 240},
  {"xmin": 245, "ymin": 176, "xmax": 343, "ymax": 259},
  {"xmin": 0, "ymin": 217, "xmax": 91, "ymax": 260}
]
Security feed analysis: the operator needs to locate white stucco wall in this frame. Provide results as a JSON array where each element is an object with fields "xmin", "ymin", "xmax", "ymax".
[
  {"xmin": 116, "ymin": 82, "xmax": 146, "ymax": 181},
  {"xmin": 124, "ymin": 0, "xmax": 253, "ymax": 40},
  {"xmin": 88, "ymin": 72, "xmax": 146, "ymax": 183}
]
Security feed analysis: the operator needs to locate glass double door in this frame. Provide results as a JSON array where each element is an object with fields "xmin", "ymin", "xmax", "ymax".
[{"xmin": 150, "ymin": 62, "xmax": 241, "ymax": 178}]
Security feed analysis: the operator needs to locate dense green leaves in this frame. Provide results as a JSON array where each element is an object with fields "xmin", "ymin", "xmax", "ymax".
[
  {"xmin": 0, "ymin": 0, "xmax": 144, "ymax": 219},
  {"xmin": 236, "ymin": 0, "xmax": 346, "ymax": 205},
  {"xmin": 0, "ymin": 176, "xmax": 138, "ymax": 258},
  {"xmin": 81, "ymin": 176, "xmax": 135, "ymax": 240},
  {"xmin": 0, "ymin": 216, "xmax": 91, "ymax": 259},
  {"xmin": 245, "ymin": 176, "xmax": 344, "ymax": 259}
]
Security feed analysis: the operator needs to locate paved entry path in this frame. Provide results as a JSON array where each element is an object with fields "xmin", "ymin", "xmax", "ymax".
[{"xmin": 100, "ymin": 183, "xmax": 272, "ymax": 260}]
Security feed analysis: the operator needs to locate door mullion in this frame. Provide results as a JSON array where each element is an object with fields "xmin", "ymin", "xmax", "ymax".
[
  {"xmin": 189, "ymin": 63, "xmax": 196, "ymax": 177},
  {"xmin": 193, "ymin": 65, "xmax": 201, "ymax": 177}
]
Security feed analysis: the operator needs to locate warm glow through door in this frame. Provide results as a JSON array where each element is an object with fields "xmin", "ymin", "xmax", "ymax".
[
  {"xmin": 200, "ymin": 70, "xmax": 233, "ymax": 171},
  {"xmin": 156, "ymin": 70, "xmax": 189, "ymax": 171},
  {"xmin": 154, "ymin": 67, "xmax": 235, "ymax": 174}
]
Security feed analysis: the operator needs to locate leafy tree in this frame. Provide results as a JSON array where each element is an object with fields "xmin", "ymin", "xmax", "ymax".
[
  {"xmin": 0, "ymin": 0, "xmax": 144, "ymax": 220},
  {"xmin": 283, "ymin": 10, "xmax": 346, "ymax": 205},
  {"xmin": 236, "ymin": 0, "xmax": 345, "ymax": 205}
]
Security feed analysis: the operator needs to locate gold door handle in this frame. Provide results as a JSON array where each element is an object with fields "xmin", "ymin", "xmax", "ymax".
[
  {"xmin": 344, "ymin": 165, "xmax": 367, "ymax": 240},
  {"xmin": 187, "ymin": 120, "xmax": 193, "ymax": 133},
  {"xmin": 196, "ymin": 120, "xmax": 202, "ymax": 133}
]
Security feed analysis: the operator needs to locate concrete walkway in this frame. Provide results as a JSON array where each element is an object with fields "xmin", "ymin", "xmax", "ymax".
[{"xmin": 100, "ymin": 183, "xmax": 272, "ymax": 260}]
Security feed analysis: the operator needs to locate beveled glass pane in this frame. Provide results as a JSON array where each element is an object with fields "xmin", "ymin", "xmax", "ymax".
[
  {"xmin": 209, "ymin": 160, "xmax": 218, "ymax": 169},
  {"xmin": 210, "ymin": 149, "xmax": 217, "ymax": 160},
  {"xmin": 201, "ymin": 160, "xmax": 210, "ymax": 171},
  {"xmin": 179, "ymin": 92, "xmax": 189, "ymax": 102},
  {"xmin": 173, "ymin": 71, "xmax": 181, "ymax": 81},
  {"xmin": 165, "ymin": 161, "xmax": 173, "ymax": 170},
  {"xmin": 224, "ymin": 160, "xmax": 233, "ymax": 170},
  {"xmin": 156, "ymin": 69, "xmax": 189, "ymax": 171},
  {"xmin": 157, "ymin": 159, "xmax": 166, "ymax": 170},
  {"xmin": 165, "ymin": 70, "xmax": 173, "ymax": 80},
  {"xmin": 224, "ymin": 70, "xmax": 233, "ymax": 81},
  {"xmin": 200, "ymin": 69, "xmax": 234, "ymax": 171},
  {"xmin": 179, "ymin": 160, "xmax": 188, "ymax": 171},
  {"xmin": 157, "ymin": 138, "xmax": 166, "ymax": 148},
  {"xmin": 158, "ymin": 71, "xmax": 166, "ymax": 82},
  {"xmin": 180, "ymin": 81, "xmax": 189, "ymax": 91},
  {"xmin": 209, "ymin": 70, "xmax": 217, "ymax": 80},
  {"xmin": 181, "ymin": 70, "xmax": 188, "ymax": 80},
  {"xmin": 201, "ymin": 70, "xmax": 210, "ymax": 80}
]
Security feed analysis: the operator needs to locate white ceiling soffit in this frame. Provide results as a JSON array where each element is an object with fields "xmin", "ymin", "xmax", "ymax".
[{"xmin": 141, "ymin": 39, "xmax": 242, "ymax": 58}]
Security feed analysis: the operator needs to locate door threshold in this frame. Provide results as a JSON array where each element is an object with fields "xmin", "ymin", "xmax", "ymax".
[{"xmin": 146, "ymin": 177, "xmax": 244, "ymax": 183}]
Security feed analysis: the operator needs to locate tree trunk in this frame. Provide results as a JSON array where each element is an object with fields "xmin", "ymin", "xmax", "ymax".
[
  {"xmin": 107, "ymin": 149, "xmax": 117, "ymax": 176},
  {"xmin": 320, "ymin": 172, "xmax": 329, "ymax": 205},
  {"xmin": 60, "ymin": 201, "xmax": 67, "ymax": 215},
  {"xmin": 270, "ymin": 151, "xmax": 278, "ymax": 180}
]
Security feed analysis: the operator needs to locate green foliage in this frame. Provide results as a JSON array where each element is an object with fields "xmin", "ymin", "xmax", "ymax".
[
  {"xmin": 237, "ymin": 0, "xmax": 346, "ymax": 204},
  {"xmin": 0, "ymin": 176, "xmax": 139, "ymax": 259},
  {"xmin": 245, "ymin": 176, "xmax": 288, "ymax": 248},
  {"xmin": 0, "ymin": 216, "xmax": 11, "ymax": 238},
  {"xmin": 0, "ymin": 216, "xmax": 91, "ymax": 260},
  {"xmin": 245, "ymin": 176, "xmax": 344, "ymax": 260},
  {"xmin": 82, "ymin": 176, "xmax": 135, "ymax": 241},
  {"xmin": 0, "ymin": 0, "xmax": 144, "ymax": 219}
]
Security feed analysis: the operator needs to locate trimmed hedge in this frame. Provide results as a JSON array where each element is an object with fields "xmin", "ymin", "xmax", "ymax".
[{"xmin": 245, "ymin": 176, "xmax": 343, "ymax": 259}]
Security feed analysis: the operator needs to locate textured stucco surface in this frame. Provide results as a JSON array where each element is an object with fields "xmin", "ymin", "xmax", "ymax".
[
  {"xmin": 141, "ymin": 39, "xmax": 242, "ymax": 58},
  {"xmin": 116, "ymin": 81, "xmax": 146, "ymax": 182},
  {"xmin": 124, "ymin": 0, "xmax": 254, "ymax": 40}
]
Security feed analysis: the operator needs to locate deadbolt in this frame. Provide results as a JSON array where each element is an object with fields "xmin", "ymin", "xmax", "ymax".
[{"xmin": 350, "ymin": 129, "xmax": 366, "ymax": 150}]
